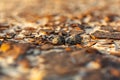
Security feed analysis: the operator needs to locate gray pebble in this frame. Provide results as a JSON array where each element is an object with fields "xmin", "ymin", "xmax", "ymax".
[{"xmin": 65, "ymin": 34, "xmax": 82, "ymax": 45}]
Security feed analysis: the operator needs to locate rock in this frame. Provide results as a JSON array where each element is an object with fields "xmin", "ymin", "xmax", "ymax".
[
  {"xmin": 65, "ymin": 34, "xmax": 82, "ymax": 45},
  {"xmin": 48, "ymin": 35, "xmax": 65, "ymax": 45}
]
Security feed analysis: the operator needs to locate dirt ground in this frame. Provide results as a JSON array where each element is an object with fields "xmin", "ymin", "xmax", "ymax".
[
  {"xmin": 0, "ymin": 0, "xmax": 120, "ymax": 80},
  {"xmin": 0, "ymin": 0, "xmax": 120, "ymax": 15}
]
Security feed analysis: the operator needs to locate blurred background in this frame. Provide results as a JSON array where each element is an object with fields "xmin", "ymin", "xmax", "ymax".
[{"xmin": 0, "ymin": 0, "xmax": 120, "ymax": 16}]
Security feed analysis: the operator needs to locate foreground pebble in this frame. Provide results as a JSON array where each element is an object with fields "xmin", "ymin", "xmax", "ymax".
[{"xmin": 65, "ymin": 34, "xmax": 82, "ymax": 45}]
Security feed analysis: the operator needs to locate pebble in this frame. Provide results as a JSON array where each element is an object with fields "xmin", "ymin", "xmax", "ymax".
[
  {"xmin": 81, "ymin": 34, "xmax": 91, "ymax": 45},
  {"xmin": 6, "ymin": 33, "xmax": 16, "ymax": 39},
  {"xmin": 27, "ymin": 49, "xmax": 41, "ymax": 55},
  {"xmin": 86, "ymin": 61, "xmax": 101, "ymax": 69},
  {"xmin": 92, "ymin": 31, "xmax": 120, "ymax": 39},
  {"xmin": 15, "ymin": 33, "xmax": 25, "ymax": 39},
  {"xmin": 65, "ymin": 34, "xmax": 82, "ymax": 45},
  {"xmin": 114, "ymin": 41, "xmax": 120, "ymax": 51},
  {"xmin": 14, "ymin": 26, "xmax": 22, "ymax": 32},
  {"xmin": 48, "ymin": 35, "xmax": 65, "ymax": 45},
  {"xmin": 0, "ymin": 43, "xmax": 11, "ymax": 52},
  {"xmin": 33, "ymin": 49, "xmax": 41, "ymax": 55}
]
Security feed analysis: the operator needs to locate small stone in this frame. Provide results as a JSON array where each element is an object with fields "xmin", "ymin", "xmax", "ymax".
[
  {"xmin": 33, "ymin": 49, "xmax": 41, "ymax": 55},
  {"xmin": 6, "ymin": 33, "xmax": 16, "ymax": 39},
  {"xmin": 86, "ymin": 61, "xmax": 101, "ymax": 69},
  {"xmin": 81, "ymin": 34, "xmax": 91, "ymax": 45},
  {"xmin": 39, "ymin": 30, "xmax": 48, "ymax": 36},
  {"xmin": 27, "ymin": 49, "xmax": 40, "ymax": 56},
  {"xmin": 14, "ymin": 26, "xmax": 22, "ymax": 32},
  {"xmin": 48, "ymin": 35, "xmax": 65, "ymax": 45},
  {"xmin": 15, "ymin": 33, "xmax": 25, "ymax": 39},
  {"xmin": 0, "ymin": 43, "xmax": 11, "ymax": 52},
  {"xmin": 92, "ymin": 31, "xmax": 120, "ymax": 39},
  {"xmin": 65, "ymin": 34, "xmax": 82, "ymax": 45},
  {"xmin": 114, "ymin": 41, "xmax": 120, "ymax": 51},
  {"xmin": 100, "ymin": 25, "xmax": 115, "ymax": 32},
  {"xmin": 70, "ymin": 23, "xmax": 84, "ymax": 30}
]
